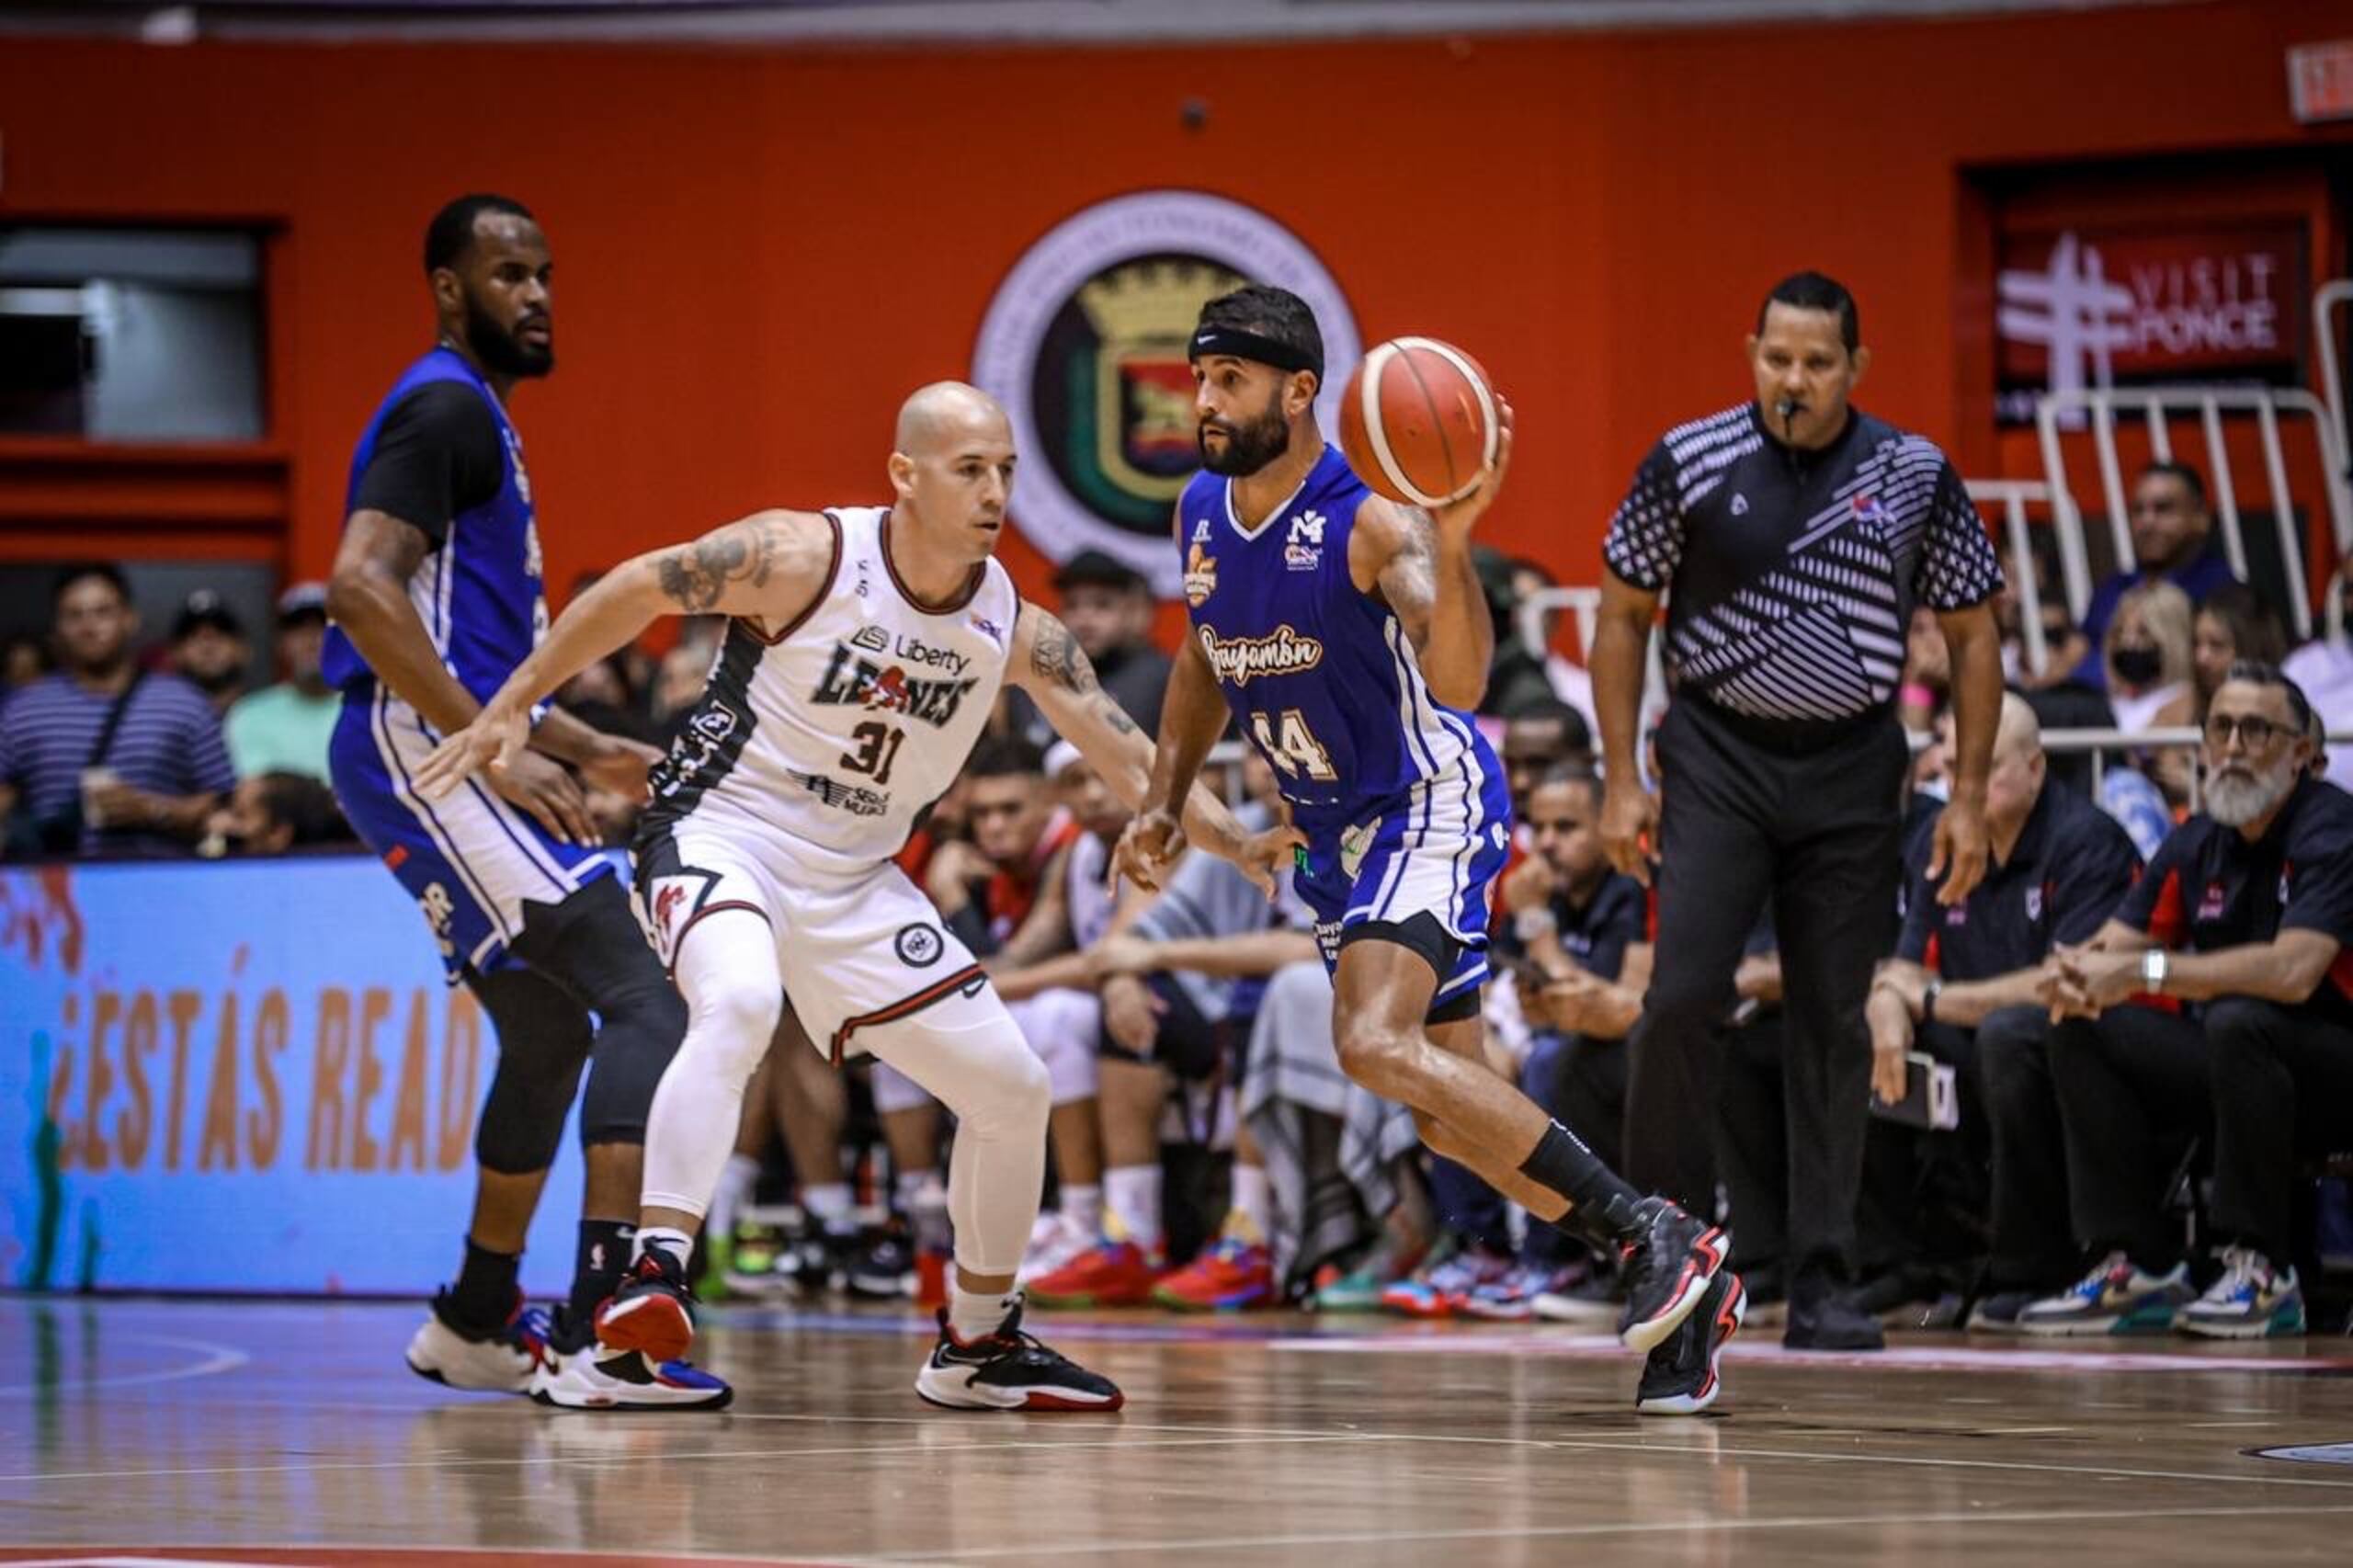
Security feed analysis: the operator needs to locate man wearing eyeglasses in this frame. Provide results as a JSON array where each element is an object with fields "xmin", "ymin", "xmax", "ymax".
[{"xmin": 2033, "ymin": 663, "xmax": 2353, "ymax": 1338}]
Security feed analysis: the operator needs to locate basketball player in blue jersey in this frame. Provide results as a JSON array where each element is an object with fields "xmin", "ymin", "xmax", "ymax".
[
  {"xmin": 323, "ymin": 194, "xmax": 726, "ymax": 1410},
  {"xmin": 1116, "ymin": 286, "xmax": 1743, "ymax": 1414}
]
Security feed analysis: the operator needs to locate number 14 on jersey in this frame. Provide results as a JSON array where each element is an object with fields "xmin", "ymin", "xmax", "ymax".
[{"xmin": 1251, "ymin": 708, "xmax": 1336, "ymax": 781}]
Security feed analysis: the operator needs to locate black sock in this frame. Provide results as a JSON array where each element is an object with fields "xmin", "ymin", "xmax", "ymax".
[
  {"xmin": 1518, "ymin": 1123, "xmax": 1645, "ymax": 1244},
  {"xmin": 569, "ymin": 1219, "xmax": 637, "ymax": 1328},
  {"xmin": 449, "ymin": 1238, "xmax": 521, "ymax": 1332}
]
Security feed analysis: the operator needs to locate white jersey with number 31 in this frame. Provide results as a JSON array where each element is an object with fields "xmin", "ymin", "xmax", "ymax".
[{"xmin": 642, "ymin": 506, "xmax": 1018, "ymax": 876}]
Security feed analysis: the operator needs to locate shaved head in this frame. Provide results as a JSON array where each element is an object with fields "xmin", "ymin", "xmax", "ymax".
[
  {"xmin": 895, "ymin": 381, "xmax": 1008, "ymax": 456},
  {"xmin": 1995, "ymin": 691, "xmax": 2041, "ymax": 762}
]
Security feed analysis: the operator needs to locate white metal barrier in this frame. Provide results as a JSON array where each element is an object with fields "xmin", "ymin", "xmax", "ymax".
[
  {"xmin": 1965, "ymin": 479, "xmax": 2056, "ymax": 675},
  {"xmin": 2034, "ymin": 384, "xmax": 2353, "ymax": 642}
]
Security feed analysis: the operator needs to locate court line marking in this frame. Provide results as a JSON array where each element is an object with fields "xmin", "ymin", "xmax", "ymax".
[
  {"xmin": 832, "ymin": 1501, "xmax": 2353, "ymax": 1560},
  {"xmin": 0, "ymin": 1335, "xmax": 250, "ymax": 1397},
  {"xmin": 0, "ymin": 1431, "xmax": 1366, "ymax": 1486}
]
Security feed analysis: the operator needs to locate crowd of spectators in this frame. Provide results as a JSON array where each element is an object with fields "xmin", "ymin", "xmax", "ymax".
[{"xmin": 12, "ymin": 461, "xmax": 2353, "ymax": 1339}]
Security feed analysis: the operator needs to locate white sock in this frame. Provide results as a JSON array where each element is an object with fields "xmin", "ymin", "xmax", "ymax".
[
  {"xmin": 948, "ymin": 1282, "xmax": 1021, "ymax": 1343},
  {"xmin": 709, "ymin": 1152, "xmax": 760, "ymax": 1237},
  {"xmin": 636, "ymin": 1226, "xmax": 694, "ymax": 1272},
  {"xmin": 1228, "ymin": 1164, "xmax": 1272, "ymax": 1244},
  {"xmin": 1062, "ymin": 1183, "xmax": 1103, "ymax": 1236},
  {"xmin": 802, "ymin": 1182, "xmax": 853, "ymax": 1227},
  {"xmin": 894, "ymin": 1167, "xmax": 935, "ymax": 1217},
  {"xmin": 1104, "ymin": 1164, "xmax": 1163, "ymax": 1252}
]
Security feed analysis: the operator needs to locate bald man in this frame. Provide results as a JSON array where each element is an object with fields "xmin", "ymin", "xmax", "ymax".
[
  {"xmin": 1866, "ymin": 693, "xmax": 2142, "ymax": 1330},
  {"xmin": 419, "ymin": 382, "xmax": 1297, "ymax": 1410}
]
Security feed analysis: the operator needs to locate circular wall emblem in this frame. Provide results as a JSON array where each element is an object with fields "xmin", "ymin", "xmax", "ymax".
[
  {"xmin": 972, "ymin": 190, "xmax": 1359, "ymax": 596},
  {"xmin": 894, "ymin": 922, "xmax": 945, "ymax": 968}
]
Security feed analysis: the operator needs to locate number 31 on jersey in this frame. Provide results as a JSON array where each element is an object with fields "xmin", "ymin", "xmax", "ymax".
[{"xmin": 1251, "ymin": 707, "xmax": 1336, "ymax": 781}]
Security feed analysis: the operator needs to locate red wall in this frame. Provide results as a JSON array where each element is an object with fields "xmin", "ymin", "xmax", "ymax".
[{"xmin": 1, "ymin": 0, "xmax": 2347, "ymax": 617}]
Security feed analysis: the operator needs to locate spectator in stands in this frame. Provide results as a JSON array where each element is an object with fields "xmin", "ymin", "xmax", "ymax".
[
  {"xmin": 2074, "ymin": 460, "xmax": 2237, "ymax": 687},
  {"xmin": 1500, "ymin": 696, "xmax": 1593, "ymax": 818},
  {"xmin": 1003, "ymin": 551, "xmax": 1172, "ymax": 746},
  {"xmin": 1053, "ymin": 756, "xmax": 1321, "ymax": 1312},
  {"xmin": 2029, "ymin": 664, "xmax": 2352, "ymax": 1338},
  {"xmin": 0, "ymin": 564, "xmax": 237, "ymax": 859},
  {"xmin": 1868, "ymin": 694, "xmax": 2142, "ymax": 1330},
  {"xmin": 2150, "ymin": 583, "xmax": 2288, "ymax": 801},
  {"xmin": 2013, "ymin": 600, "xmax": 2094, "ymax": 695},
  {"xmin": 169, "ymin": 588, "xmax": 252, "ymax": 714},
  {"xmin": 650, "ymin": 641, "xmax": 713, "ymax": 738},
  {"xmin": 2099, "ymin": 580, "xmax": 2195, "ymax": 849},
  {"xmin": 1486, "ymin": 765, "xmax": 1649, "ymax": 1320},
  {"xmin": 1508, "ymin": 556, "xmax": 1601, "ymax": 737},
  {"xmin": 199, "ymin": 768, "xmax": 352, "ymax": 856},
  {"xmin": 2284, "ymin": 542, "xmax": 2353, "ymax": 790},
  {"xmin": 224, "ymin": 583, "xmax": 338, "ymax": 781},
  {"xmin": 2, "ymin": 633, "xmax": 50, "ymax": 704},
  {"xmin": 1899, "ymin": 605, "xmax": 1949, "ymax": 736}
]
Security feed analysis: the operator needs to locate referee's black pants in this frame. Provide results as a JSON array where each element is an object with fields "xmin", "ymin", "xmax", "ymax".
[{"xmin": 1623, "ymin": 698, "xmax": 1908, "ymax": 1301}]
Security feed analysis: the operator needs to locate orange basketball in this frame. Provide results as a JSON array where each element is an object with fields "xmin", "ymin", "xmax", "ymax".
[{"xmin": 1339, "ymin": 336, "xmax": 1500, "ymax": 508}]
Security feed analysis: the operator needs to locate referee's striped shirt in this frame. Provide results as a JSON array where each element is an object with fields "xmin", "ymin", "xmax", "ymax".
[{"xmin": 1602, "ymin": 402, "xmax": 2000, "ymax": 723}]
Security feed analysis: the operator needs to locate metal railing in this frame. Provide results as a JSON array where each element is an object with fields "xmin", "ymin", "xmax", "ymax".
[
  {"xmin": 1965, "ymin": 479, "xmax": 2056, "ymax": 675},
  {"xmin": 2033, "ymin": 384, "xmax": 2353, "ymax": 641}
]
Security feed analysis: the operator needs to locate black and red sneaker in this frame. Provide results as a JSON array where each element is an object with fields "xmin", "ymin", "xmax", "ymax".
[
  {"xmin": 594, "ymin": 1247, "xmax": 698, "ymax": 1364},
  {"xmin": 914, "ymin": 1302, "xmax": 1124, "ymax": 1413},
  {"xmin": 1615, "ymin": 1196, "xmax": 1728, "ymax": 1354},
  {"xmin": 1636, "ymin": 1267, "xmax": 1745, "ymax": 1415}
]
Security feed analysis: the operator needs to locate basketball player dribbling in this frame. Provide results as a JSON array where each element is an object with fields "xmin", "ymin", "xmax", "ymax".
[
  {"xmin": 417, "ymin": 381, "xmax": 1297, "ymax": 1411},
  {"xmin": 1115, "ymin": 286, "xmax": 1744, "ymax": 1413}
]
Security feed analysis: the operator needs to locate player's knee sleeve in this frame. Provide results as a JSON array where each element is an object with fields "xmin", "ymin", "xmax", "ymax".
[
  {"xmin": 468, "ymin": 965, "xmax": 594, "ymax": 1175},
  {"xmin": 512, "ymin": 876, "xmax": 691, "ymax": 1146},
  {"xmin": 871, "ymin": 992, "xmax": 1049, "ymax": 1138},
  {"xmin": 1006, "ymin": 988, "xmax": 1100, "ymax": 1106}
]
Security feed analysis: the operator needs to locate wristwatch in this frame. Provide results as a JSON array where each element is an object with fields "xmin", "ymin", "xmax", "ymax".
[
  {"xmin": 2141, "ymin": 948, "xmax": 2169, "ymax": 994},
  {"xmin": 1921, "ymin": 980, "xmax": 1943, "ymax": 1026}
]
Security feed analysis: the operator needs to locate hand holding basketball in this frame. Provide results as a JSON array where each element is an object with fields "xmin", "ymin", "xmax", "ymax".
[{"xmin": 1339, "ymin": 336, "xmax": 1509, "ymax": 527}]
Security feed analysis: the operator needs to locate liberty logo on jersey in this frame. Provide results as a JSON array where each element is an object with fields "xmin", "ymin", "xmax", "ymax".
[
  {"xmin": 1198, "ymin": 623, "xmax": 1324, "ymax": 687},
  {"xmin": 813, "ymin": 642, "xmax": 979, "ymax": 727},
  {"xmin": 1285, "ymin": 511, "xmax": 1325, "ymax": 572}
]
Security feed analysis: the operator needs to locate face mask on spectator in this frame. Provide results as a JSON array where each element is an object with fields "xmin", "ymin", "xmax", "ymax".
[{"xmin": 2111, "ymin": 645, "xmax": 2163, "ymax": 687}]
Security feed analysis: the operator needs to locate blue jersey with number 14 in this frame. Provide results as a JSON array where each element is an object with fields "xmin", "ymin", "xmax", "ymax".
[{"xmin": 1176, "ymin": 444, "xmax": 1501, "ymax": 838}]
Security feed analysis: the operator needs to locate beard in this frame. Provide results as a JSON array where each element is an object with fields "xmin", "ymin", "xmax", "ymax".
[
  {"xmin": 464, "ymin": 294, "xmax": 554, "ymax": 378},
  {"xmin": 2205, "ymin": 762, "xmax": 2295, "ymax": 827},
  {"xmin": 1198, "ymin": 391, "xmax": 1290, "ymax": 476}
]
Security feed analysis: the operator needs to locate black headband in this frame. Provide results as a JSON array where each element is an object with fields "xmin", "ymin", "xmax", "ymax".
[{"xmin": 1188, "ymin": 324, "xmax": 1321, "ymax": 381}]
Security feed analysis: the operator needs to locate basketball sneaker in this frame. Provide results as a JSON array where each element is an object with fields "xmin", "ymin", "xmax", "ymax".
[
  {"xmin": 915, "ymin": 1301, "xmax": 1124, "ymax": 1413},
  {"xmin": 1462, "ymin": 1261, "xmax": 1572, "ymax": 1323},
  {"xmin": 1153, "ymin": 1237, "xmax": 1276, "ymax": 1312},
  {"xmin": 1636, "ymin": 1268, "xmax": 1745, "ymax": 1416},
  {"xmin": 1025, "ymin": 1238, "xmax": 1165, "ymax": 1307},
  {"xmin": 847, "ymin": 1232, "xmax": 916, "ymax": 1300},
  {"xmin": 2179, "ymin": 1247, "xmax": 2306, "ymax": 1339},
  {"xmin": 1532, "ymin": 1266, "xmax": 1623, "ymax": 1326},
  {"xmin": 720, "ymin": 1221, "xmax": 790, "ymax": 1298},
  {"xmin": 595, "ymin": 1248, "xmax": 698, "ymax": 1363},
  {"xmin": 1616, "ymin": 1198, "xmax": 1728, "ymax": 1354},
  {"xmin": 1379, "ymin": 1239, "xmax": 1512, "ymax": 1319},
  {"xmin": 1963, "ymin": 1289, "xmax": 2040, "ymax": 1335},
  {"xmin": 2017, "ymin": 1252, "xmax": 2195, "ymax": 1336},
  {"xmin": 1017, "ymin": 1210, "xmax": 1095, "ymax": 1287},
  {"xmin": 533, "ymin": 1345, "xmax": 734, "ymax": 1411},
  {"xmin": 404, "ymin": 1292, "xmax": 551, "ymax": 1393}
]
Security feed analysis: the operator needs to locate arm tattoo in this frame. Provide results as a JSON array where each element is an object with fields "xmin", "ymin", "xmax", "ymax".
[
  {"xmin": 1028, "ymin": 612, "xmax": 1101, "ymax": 695},
  {"xmin": 1096, "ymin": 699, "xmax": 1140, "ymax": 737},
  {"xmin": 654, "ymin": 522, "xmax": 777, "ymax": 612}
]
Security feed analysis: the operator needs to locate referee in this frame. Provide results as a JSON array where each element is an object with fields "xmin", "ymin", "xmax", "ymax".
[{"xmin": 1590, "ymin": 271, "xmax": 2004, "ymax": 1350}]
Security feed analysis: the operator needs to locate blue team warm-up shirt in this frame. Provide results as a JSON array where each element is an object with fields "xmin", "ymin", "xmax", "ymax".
[
  {"xmin": 1178, "ymin": 444, "xmax": 1510, "ymax": 1003},
  {"xmin": 324, "ymin": 348, "xmax": 610, "ymax": 979}
]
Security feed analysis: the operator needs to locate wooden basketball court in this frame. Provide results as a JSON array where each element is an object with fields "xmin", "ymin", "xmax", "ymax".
[{"xmin": 6, "ymin": 1294, "xmax": 2353, "ymax": 1564}]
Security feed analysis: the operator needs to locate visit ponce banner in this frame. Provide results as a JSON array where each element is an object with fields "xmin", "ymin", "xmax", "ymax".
[{"xmin": 1, "ymin": 857, "xmax": 594, "ymax": 1295}]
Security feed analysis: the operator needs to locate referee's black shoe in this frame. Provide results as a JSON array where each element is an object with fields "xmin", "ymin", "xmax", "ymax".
[
  {"xmin": 1617, "ymin": 1197, "xmax": 1729, "ymax": 1354},
  {"xmin": 1636, "ymin": 1267, "xmax": 1745, "ymax": 1415}
]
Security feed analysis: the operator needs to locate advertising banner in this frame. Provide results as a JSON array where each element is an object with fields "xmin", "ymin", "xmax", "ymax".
[{"xmin": 2, "ymin": 856, "xmax": 596, "ymax": 1296}]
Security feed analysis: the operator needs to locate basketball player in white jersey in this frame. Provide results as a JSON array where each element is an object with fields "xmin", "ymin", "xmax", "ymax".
[{"xmin": 417, "ymin": 382, "xmax": 1295, "ymax": 1411}]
